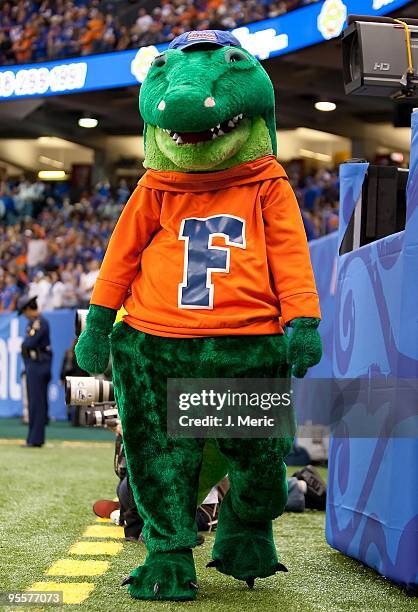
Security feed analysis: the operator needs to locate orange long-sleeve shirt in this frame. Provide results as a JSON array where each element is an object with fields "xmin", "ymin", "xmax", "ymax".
[{"xmin": 91, "ymin": 155, "xmax": 320, "ymax": 337}]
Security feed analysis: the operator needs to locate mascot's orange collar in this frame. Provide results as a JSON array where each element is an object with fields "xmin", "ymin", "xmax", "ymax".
[{"xmin": 139, "ymin": 155, "xmax": 287, "ymax": 193}]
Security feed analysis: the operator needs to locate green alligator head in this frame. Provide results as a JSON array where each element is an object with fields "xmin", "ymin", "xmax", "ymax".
[{"xmin": 139, "ymin": 45, "xmax": 277, "ymax": 172}]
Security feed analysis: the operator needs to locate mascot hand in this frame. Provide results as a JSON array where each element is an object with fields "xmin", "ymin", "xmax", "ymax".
[
  {"xmin": 287, "ymin": 317, "xmax": 322, "ymax": 378},
  {"xmin": 75, "ymin": 304, "xmax": 117, "ymax": 374}
]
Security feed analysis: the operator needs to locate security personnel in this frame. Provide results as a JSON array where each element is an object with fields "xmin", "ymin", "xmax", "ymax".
[{"xmin": 17, "ymin": 295, "xmax": 52, "ymax": 447}]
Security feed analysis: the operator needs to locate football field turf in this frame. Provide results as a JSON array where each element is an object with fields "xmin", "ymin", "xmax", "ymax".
[{"xmin": 1, "ymin": 433, "xmax": 415, "ymax": 611}]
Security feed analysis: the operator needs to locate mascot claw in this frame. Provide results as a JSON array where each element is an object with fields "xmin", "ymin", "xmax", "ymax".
[
  {"xmin": 121, "ymin": 575, "xmax": 133, "ymax": 586},
  {"xmin": 122, "ymin": 549, "xmax": 198, "ymax": 601},
  {"xmin": 276, "ymin": 562, "xmax": 288, "ymax": 572}
]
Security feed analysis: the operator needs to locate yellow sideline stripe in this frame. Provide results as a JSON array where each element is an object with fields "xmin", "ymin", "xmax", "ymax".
[
  {"xmin": 27, "ymin": 518, "xmax": 126, "ymax": 604},
  {"xmin": 46, "ymin": 559, "xmax": 110, "ymax": 577},
  {"xmin": 28, "ymin": 582, "xmax": 95, "ymax": 605},
  {"xmin": 25, "ymin": 473, "xmax": 127, "ymax": 604},
  {"xmin": 82, "ymin": 525, "xmax": 124, "ymax": 539},
  {"xmin": 69, "ymin": 541, "xmax": 123, "ymax": 556}
]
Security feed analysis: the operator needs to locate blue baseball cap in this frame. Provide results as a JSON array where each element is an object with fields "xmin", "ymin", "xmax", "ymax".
[{"xmin": 168, "ymin": 30, "xmax": 241, "ymax": 51}]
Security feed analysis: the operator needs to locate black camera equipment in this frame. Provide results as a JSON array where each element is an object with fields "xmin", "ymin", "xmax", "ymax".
[
  {"xmin": 84, "ymin": 404, "xmax": 119, "ymax": 428},
  {"xmin": 343, "ymin": 15, "xmax": 418, "ymax": 98},
  {"xmin": 339, "ymin": 162, "xmax": 408, "ymax": 255}
]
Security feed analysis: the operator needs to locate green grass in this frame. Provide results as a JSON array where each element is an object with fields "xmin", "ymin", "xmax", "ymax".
[
  {"xmin": 0, "ymin": 418, "xmax": 114, "ymax": 441},
  {"xmin": 0, "ymin": 442, "xmax": 415, "ymax": 612}
]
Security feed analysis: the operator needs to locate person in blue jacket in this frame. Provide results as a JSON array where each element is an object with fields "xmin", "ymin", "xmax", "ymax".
[{"xmin": 18, "ymin": 295, "xmax": 52, "ymax": 447}]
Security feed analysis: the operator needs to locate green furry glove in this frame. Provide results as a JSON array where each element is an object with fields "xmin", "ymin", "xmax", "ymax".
[
  {"xmin": 75, "ymin": 304, "xmax": 117, "ymax": 374},
  {"xmin": 287, "ymin": 317, "xmax": 322, "ymax": 378}
]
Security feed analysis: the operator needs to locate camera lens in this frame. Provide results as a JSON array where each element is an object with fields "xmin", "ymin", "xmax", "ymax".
[
  {"xmin": 65, "ymin": 377, "xmax": 114, "ymax": 406},
  {"xmin": 101, "ymin": 380, "xmax": 114, "ymax": 403},
  {"xmin": 75, "ymin": 309, "xmax": 88, "ymax": 336},
  {"xmin": 350, "ymin": 32, "xmax": 361, "ymax": 83},
  {"xmin": 65, "ymin": 376, "xmax": 98, "ymax": 406}
]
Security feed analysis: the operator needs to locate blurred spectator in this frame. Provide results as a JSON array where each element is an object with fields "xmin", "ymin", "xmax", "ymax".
[
  {"xmin": 0, "ymin": 0, "xmax": 321, "ymax": 66},
  {"xmin": 0, "ymin": 273, "xmax": 19, "ymax": 311},
  {"xmin": 289, "ymin": 167, "xmax": 340, "ymax": 240},
  {"xmin": 116, "ymin": 178, "xmax": 130, "ymax": 206},
  {"xmin": 29, "ymin": 271, "xmax": 52, "ymax": 311},
  {"xmin": 303, "ymin": 176, "xmax": 321, "ymax": 212},
  {"xmin": 50, "ymin": 270, "xmax": 66, "ymax": 309},
  {"xmin": 27, "ymin": 228, "xmax": 48, "ymax": 269},
  {"xmin": 78, "ymin": 258, "xmax": 100, "ymax": 307}
]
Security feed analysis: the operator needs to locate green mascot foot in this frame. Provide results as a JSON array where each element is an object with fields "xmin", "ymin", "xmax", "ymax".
[
  {"xmin": 121, "ymin": 549, "xmax": 198, "ymax": 601},
  {"xmin": 208, "ymin": 492, "xmax": 287, "ymax": 588}
]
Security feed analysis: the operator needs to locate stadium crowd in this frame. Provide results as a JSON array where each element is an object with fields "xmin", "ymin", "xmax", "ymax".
[
  {"xmin": 0, "ymin": 176, "xmax": 128, "ymax": 312},
  {"xmin": 290, "ymin": 168, "xmax": 339, "ymax": 240},
  {"xmin": 0, "ymin": 169, "xmax": 338, "ymax": 312},
  {"xmin": 0, "ymin": 0, "xmax": 321, "ymax": 65}
]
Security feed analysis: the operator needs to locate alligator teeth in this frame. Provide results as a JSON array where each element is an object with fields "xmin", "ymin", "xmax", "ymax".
[{"xmin": 163, "ymin": 115, "xmax": 244, "ymax": 144}]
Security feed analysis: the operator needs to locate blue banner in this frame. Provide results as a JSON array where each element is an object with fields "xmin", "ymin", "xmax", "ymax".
[
  {"xmin": 307, "ymin": 231, "xmax": 338, "ymax": 378},
  {"xmin": 326, "ymin": 115, "xmax": 418, "ymax": 589},
  {"xmin": 0, "ymin": 310, "xmax": 75, "ymax": 419},
  {"xmin": 0, "ymin": 0, "xmax": 411, "ymax": 101},
  {"xmin": 406, "ymin": 110, "xmax": 418, "ymax": 221}
]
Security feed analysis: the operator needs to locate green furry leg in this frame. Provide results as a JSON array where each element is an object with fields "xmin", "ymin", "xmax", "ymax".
[
  {"xmin": 125, "ymin": 549, "xmax": 198, "ymax": 601},
  {"xmin": 209, "ymin": 491, "xmax": 286, "ymax": 585},
  {"xmin": 209, "ymin": 436, "xmax": 292, "ymax": 586},
  {"xmin": 110, "ymin": 323, "xmax": 295, "ymax": 599},
  {"xmin": 110, "ymin": 323, "xmax": 205, "ymax": 554}
]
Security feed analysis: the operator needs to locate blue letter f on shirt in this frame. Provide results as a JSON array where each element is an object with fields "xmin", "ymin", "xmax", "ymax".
[{"xmin": 178, "ymin": 214, "xmax": 246, "ymax": 309}]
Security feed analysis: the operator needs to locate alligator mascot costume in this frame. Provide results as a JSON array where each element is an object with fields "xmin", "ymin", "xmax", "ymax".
[{"xmin": 76, "ymin": 30, "xmax": 322, "ymax": 601}]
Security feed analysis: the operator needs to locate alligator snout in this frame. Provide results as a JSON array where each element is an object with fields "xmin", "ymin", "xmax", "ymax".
[{"xmin": 157, "ymin": 96, "xmax": 216, "ymax": 112}]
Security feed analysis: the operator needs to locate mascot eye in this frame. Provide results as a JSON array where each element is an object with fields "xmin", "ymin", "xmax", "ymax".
[
  {"xmin": 152, "ymin": 54, "xmax": 167, "ymax": 68},
  {"xmin": 225, "ymin": 49, "xmax": 248, "ymax": 63}
]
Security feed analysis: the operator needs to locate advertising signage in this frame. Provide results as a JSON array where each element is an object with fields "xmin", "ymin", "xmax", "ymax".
[{"xmin": 0, "ymin": 0, "xmax": 412, "ymax": 101}]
